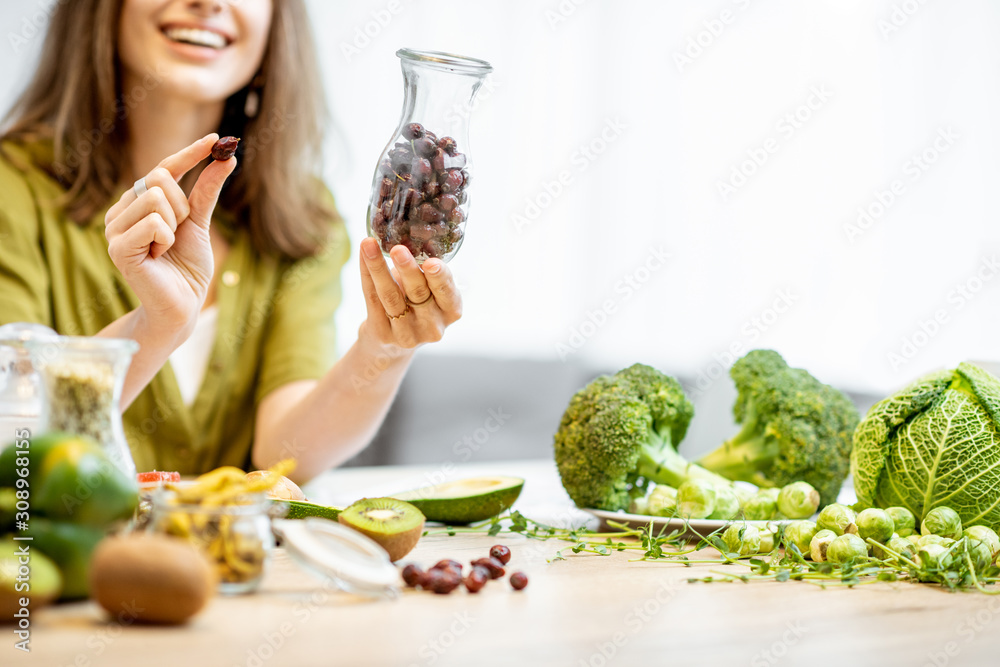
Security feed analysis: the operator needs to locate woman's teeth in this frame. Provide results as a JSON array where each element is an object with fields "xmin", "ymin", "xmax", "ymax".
[{"xmin": 164, "ymin": 27, "xmax": 227, "ymax": 49}]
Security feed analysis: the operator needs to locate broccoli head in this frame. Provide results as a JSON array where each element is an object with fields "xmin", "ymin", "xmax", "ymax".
[
  {"xmin": 696, "ymin": 349, "xmax": 860, "ymax": 507},
  {"xmin": 554, "ymin": 364, "xmax": 730, "ymax": 510}
]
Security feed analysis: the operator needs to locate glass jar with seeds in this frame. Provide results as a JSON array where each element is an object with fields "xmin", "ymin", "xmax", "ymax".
[{"xmin": 26, "ymin": 336, "xmax": 139, "ymax": 479}]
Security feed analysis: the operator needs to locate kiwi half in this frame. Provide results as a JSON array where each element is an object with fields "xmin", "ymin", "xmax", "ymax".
[{"xmin": 337, "ymin": 498, "xmax": 425, "ymax": 562}]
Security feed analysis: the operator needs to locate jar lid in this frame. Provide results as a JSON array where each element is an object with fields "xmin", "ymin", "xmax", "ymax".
[{"xmin": 272, "ymin": 518, "xmax": 400, "ymax": 599}]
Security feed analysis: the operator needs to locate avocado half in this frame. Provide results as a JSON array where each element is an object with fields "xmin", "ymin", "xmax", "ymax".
[{"xmin": 390, "ymin": 476, "xmax": 524, "ymax": 524}]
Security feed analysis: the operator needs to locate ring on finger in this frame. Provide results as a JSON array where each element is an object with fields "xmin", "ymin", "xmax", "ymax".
[
  {"xmin": 388, "ymin": 304, "xmax": 410, "ymax": 321},
  {"xmin": 133, "ymin": 177, "xmax": 148, "ymax": 198},
  {"xmin": 405, "ymin": 293, "xmax": 435, "ymax": 307}
]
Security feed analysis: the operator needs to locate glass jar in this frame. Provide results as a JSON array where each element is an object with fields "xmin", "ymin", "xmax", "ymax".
[
  {"xmin": 367, "ymin": 48, "xmax": 493, "ymax": 263},
  {"xmin": 149, "ymin": 488, "xmax": 275, "ymax": 595},
  {"xmin": 0, "ymin": 323, "xmax": 57, "ymax": 440},
  {"xmin": 25, "ymin": 336, "xmax": 139, "ymax": 480}
]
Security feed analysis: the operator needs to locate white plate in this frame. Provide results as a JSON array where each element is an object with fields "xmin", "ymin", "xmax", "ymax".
[{"xmin": 583, "ymin": 508, "xmax": 794, "ymax": 537}]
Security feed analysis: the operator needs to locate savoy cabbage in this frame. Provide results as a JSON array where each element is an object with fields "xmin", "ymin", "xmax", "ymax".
[{"xmin": 851, "ymin": 363, "xmax": 1000, "ymax": 531}]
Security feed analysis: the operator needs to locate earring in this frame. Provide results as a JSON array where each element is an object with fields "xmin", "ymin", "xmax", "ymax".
[{"xmin": 244, "ymin": 74, "xmax": 265, "ymax": 118}]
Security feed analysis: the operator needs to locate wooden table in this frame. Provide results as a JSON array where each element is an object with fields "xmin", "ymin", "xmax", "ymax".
[{"xmin": 11, "ymin": 460, "xmax": 1000, "ymax": 667}]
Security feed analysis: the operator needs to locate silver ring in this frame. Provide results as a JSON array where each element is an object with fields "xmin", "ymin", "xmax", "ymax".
[{"xmin": 133, "ymin": 177, "xmax": 148, "ymax": 198}]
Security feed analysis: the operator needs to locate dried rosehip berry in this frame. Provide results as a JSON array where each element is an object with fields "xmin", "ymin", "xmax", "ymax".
[
  {"xmin": 422, "ymin": 181, "xmax": 441, "ymax": 200},
  {"xmin": 464, "ymin": 568, "xmax": 488, "ymax": 593},
  {"xmin": 401, "ymin": 563, "xmax": 424, "ymax": 587},
  {"xmin": 389, "ymin": 147, "xmax": 412, "ymax": 171},
  {"xmin": 411, "ymin": 157, "xmax": 433, "ymax": 183},
  {"xmin": 446, "ymin": 208, "xmax": 465, "ymax": 225},
  {"xmin": 437, "ymin": 194, "xmax": 460, "ymax": 213},
  {"xmin": 378, "ymin": 158, "xmax": 394, "ymax": 176},
  {"xmin": 509, "ymin": 572, "xmax": 528, "ymax": 590},
  {"xmin": 424, "ymin": 129, "xmax": 438, "ymax": 143},
  {"xmin": 379, "ymin": 177, "xmax": 394, "ymax": 200},
  {"xmin": 431, "ymin": 148, "xmax": 445, "ymax": 173},
  {"xmin": 440, "ymin": 169, "xmax": 464, "ymax": 194},
  {"xmin": 438, "ymin": 136, "xmax": 458, "ymax": 156},
  {"xmin": 403, "ymin": 123, "xmax": 425, "ymax": 140},
  {"xmin": 411, "ymin": 222, "xmax": 447, "ymax": 243},
  {"xmin": 428, "ymin": 570, "xmax": 462, "ymax": 595},
  {"xmin": 448, "ymin": 226, "xmax": 464, "ymax": 245},
  {"xmin": 489, "ymin": 545, "xmax": 511, "ymax": 565},
  {"xmin": 372, "ymin": 210, "xmax": 388, "ymax": 236},
  {"xmin": 416, "ymin": 203, "xmax": 445, "ymax": 224},
  {"xmin": 211, "ymin": 136, "xmax": 240, "ymax": 161},
  {"xmin": 471, "ymin": 557, "xmax": 505, "ymax": 580},
  {"xmin": 423, "ymin": 238, "xmax": 450, "ymax": 259},
  {"xmin": 413, "ymin": 137, "xmax": 437, "ymax": 158}
]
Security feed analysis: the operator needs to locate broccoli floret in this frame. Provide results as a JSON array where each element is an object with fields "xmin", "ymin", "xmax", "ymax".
[
  {"xmin": 696, "ymin": 350, "xmax": 860, "ymax": 507},
  {"xmin": 554, "ymin": 364, "xmax": 730, "ymax": 510}
]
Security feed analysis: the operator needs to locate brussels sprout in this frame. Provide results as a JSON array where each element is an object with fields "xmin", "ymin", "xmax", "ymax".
[
  {"xmin": 827, "ymin": 534, "xmax": 869, "ymax": 565},
  {"xmin": 629, "ymin": 496, "xmax": 649, "ymax": 515},
  {"xmin": 742, "ymin": 494, "xmax": 777, "ymax": 521},
  {"xmin": 722, "ymin": 524, "xmax": 761, "ymax": 556},
  {"xmin": 965, "ymin": 538, "xmax": 993, "ymax": 572},
  {"xmin": 758, "ymin": 524, "xmax": 779, "ymax": 553},
  {"xmin": 758, "ymin": 488, "xmax": 781, "ymax": 502},
  {"xmin": 875, "ymin": 536, "xmax": 917, "ymax": 563},
  {"xmin": 964, "ymin": 525, "xmax": 1000, "ymax": 560},
  {"xmin": 921, "ymin": 507, "xmax": 963, "ymax": 540},
  {"xmin": 816, "ymin": 504, "xmax": 857, "ymax": 536},
  {"xmin": 784, "ymin": 521, "xmax": 819, "ymax": 558},
  {"xmin": 733, "ymin": 484, "xmax": 756, "ymax": 506},
  {"xmin": 677, "ymin": 480, "xmax": 716, "ymax": 519},
  {"xmin": 918, "ymin": 543, "xmax": 954, "ymax": 570},
  {"xmin": 885, "ymin": 507, "xmax": 916, "ymax": 537},
  {"xmin": 776, "ymin": 482, "xmax": 820, "ymax": 520},
  {"xmin": 810, "ymin": 529, "xmax": 837, "ymax": 562},
  {"xmin": 917, "ymin": 534, "xmax": 948, "ymax": 548},
  {"xmin": 856, "ymin": 508, "xmax": 894, "ymax": 543},
  {"xmin": 708, "ymin": 486, "xmax": 741, "ymax": 521},
  {"xmin": 646, "ymin": 485, "xmax": 677, "ymax": 517}
]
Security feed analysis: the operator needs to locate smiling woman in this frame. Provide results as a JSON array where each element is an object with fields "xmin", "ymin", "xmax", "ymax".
[{"xmin": 0, "ymin": 0, "xmax": 464, "ymax": 482}]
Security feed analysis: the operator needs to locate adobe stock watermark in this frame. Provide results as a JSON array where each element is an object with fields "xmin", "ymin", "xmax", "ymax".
[
  {"xmin": 511, "ymin": 117, "xmax": 628, "ymax": 233},
  {"xmin": 878, "ymin": 0, "xmax": 931, "ymax": 41},
  {"xmin": 407, "ymin": 612, "xmax": 476, "ymax": 667},
  {"xmin": 921, "ymin": 596, "xmax": 1000, "ymax": 667},
  {"xmin": 577, "ymin": 579, "xmax": 679, "ymax": 667},
  {"xmin": 544, "ymin": 0, "xmax": 591, "ymax": 30},
  {"xmin": 886, "ymin": 255, "xmax": 1000, "ymax": 371},
  {"xmin": 716, "ymin": 85, "xmax": 833, "ymax": 202},
  {"xmin": 339, "ymin": 0, "xmax": 415, "ymax": 63},
  {"xmin": 556, "ymin": 246, "xmax": 671, "ymax": 361},
  {"xmin": 689, "ymin": 288, "xmax": 798, "ymax": 397},
  {"xmin": 842, "ymin": 126, "xmax": 958, "ymax": 244},
  {"xmin": 673, "ymin": 0, "xmax": 760, "ymax": 73},
  {"xmin": 750, "ymin": 620, "xmax": 808, "ymax": 667},
  {"xmin": 415, "ymin": 408, "xmax": 513, "ymax": 491},
  {"xmin": 7, "ymin": 0, "xmax": 68, "ymax": 54}
]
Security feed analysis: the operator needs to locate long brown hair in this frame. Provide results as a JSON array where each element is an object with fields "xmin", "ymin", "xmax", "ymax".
[{"xmin": 1, "ymin": 0, "xmax": 336, "ymax": 260}]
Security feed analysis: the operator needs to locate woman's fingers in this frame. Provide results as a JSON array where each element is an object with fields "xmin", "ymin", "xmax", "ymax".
[
  {"xmin": 422, "ymin": 259, "xmax": 462, "ymax": 322},
  {"xmin": 106, "ymin": 134, "xmax": 219, "ymax": 221},
  {"xmin": 187, "ymin": 157, "xmax": 237, "ymax": 229},
  {"xmin": 108, "ymin": 213, "xmax": 175, "ymax": 267},
  {"xmin": 105, "ymin": 185, "xmax": 179, "ymax": 241},
  {"xmin": 389, "ymin": 245, "xmax": 434, "ymax": 304},
  {"xmin": 361, "ymin": 238, "xmax": 407, "ymax": 317}
]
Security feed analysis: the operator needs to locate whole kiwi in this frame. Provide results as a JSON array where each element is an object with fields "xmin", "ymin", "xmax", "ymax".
[{"xmin": 89, "ymin": 533, "xmax": 216, "ymax": 624}]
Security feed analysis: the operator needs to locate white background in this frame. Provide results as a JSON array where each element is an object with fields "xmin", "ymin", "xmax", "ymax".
[{"xmin": 2, "ymin": 0, "xmax": 998, "ymax": 395}]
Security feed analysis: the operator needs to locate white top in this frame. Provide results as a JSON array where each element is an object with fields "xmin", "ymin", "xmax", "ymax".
[{"xmin": 169, "ymin": 305, "xmax": 219, "ymax": 406}]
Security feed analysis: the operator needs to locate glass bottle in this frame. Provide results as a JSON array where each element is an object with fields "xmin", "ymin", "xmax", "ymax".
[
  {"xmin": 367, "ymin": 48, "xmax": 493, "ymax": 263},
  {"xmin": 25, "ymin": 336, "xmax": 139, "ymax": 480}
]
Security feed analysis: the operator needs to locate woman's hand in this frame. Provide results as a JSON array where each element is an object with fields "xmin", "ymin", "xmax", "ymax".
[
  {"xmin": 104, "ymin": 134, "xmax": 235, "ymax": 337},
  {"xmin": 357, "ymin": 237, "xmax": 462, "ymax": 353}
]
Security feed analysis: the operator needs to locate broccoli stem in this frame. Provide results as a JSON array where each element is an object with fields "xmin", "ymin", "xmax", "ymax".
[
  {"xmin": 696, "ymin": 401, "xmax": 780, "ymax": 486},
  {"xmin": 635, "ymin": 432, "xmax": 732, "ymax": 489}
]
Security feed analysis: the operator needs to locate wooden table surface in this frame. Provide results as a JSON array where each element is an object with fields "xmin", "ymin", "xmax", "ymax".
[{"xmin": 10, "ymin": 460, "xmax": 1000, "ymax": 667}]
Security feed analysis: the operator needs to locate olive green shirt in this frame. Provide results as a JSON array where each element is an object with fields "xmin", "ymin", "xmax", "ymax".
[{"xmin": 0, "ymin": 140, "xmax": 350, "ymax": 474}]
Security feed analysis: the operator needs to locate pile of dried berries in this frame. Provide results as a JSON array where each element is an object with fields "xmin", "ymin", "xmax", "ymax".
[
  {"xmin": 400, "ymin": 544, "xmax": 528, "ymax": 595},
  {"xmin": 370, "ymin": 122, "xmax": 470, "ymax": 260}
]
